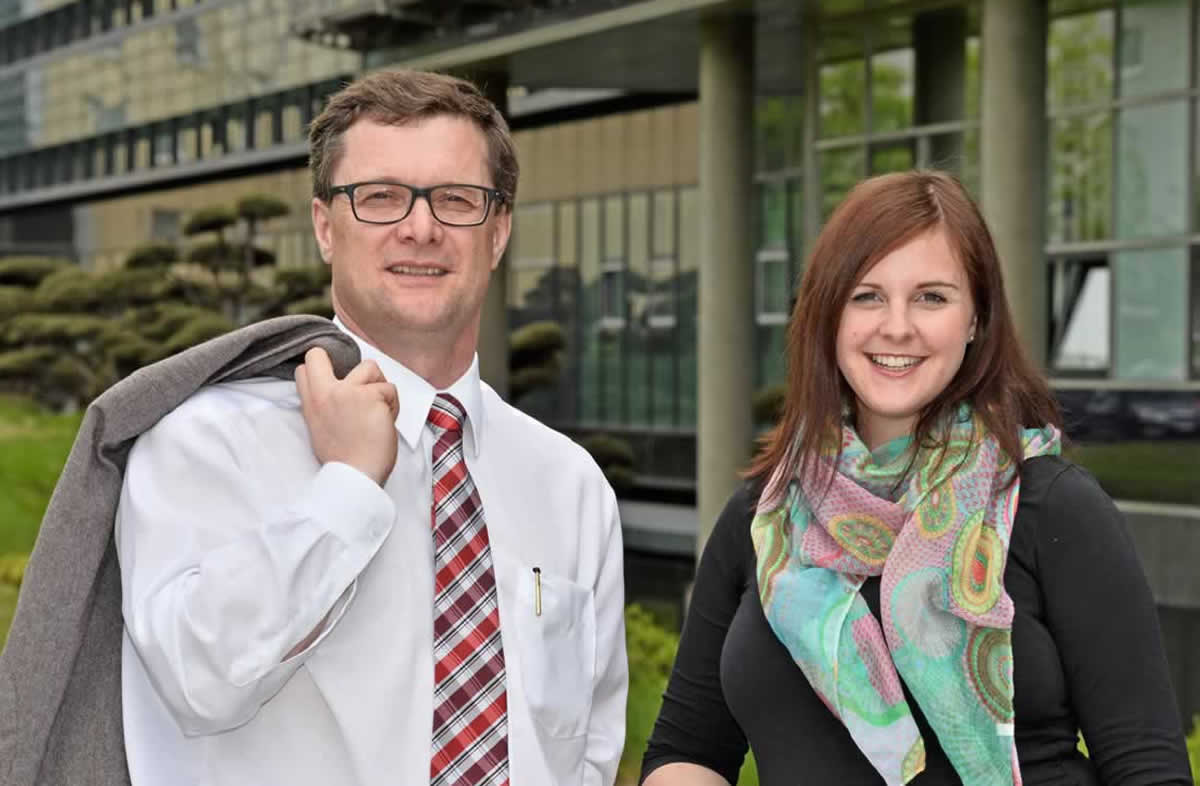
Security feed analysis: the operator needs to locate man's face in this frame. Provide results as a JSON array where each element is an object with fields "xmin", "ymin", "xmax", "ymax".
[{"xmin": 312, "ymin": 115, "xmax": 510, "ymax": 355}]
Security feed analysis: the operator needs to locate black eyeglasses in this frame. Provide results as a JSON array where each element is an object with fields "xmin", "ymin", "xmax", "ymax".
[{"xmin": 327, "ymin": 181, "xmax": 505, "ymax": 227}]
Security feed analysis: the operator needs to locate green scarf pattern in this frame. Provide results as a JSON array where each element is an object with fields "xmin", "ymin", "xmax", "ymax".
[{"xmin": 751, "ymin": 408, "xmax": 1060, "ymax": 785}]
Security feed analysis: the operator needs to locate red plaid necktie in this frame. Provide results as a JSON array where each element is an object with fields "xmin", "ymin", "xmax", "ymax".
[{"xmin": 427, "ymin": 393, "xmax": 509, "ymax": 786}]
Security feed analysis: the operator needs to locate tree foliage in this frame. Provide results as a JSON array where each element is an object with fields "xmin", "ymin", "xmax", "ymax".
[{"xmin": 0, "ymin": 193, "xmax": 319, "ymax": 409}]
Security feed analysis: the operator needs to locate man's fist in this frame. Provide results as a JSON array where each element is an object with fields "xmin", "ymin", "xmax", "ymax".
[{"xmin": 295, "ymin": 347, "xmax": 400, "ymax": 486}]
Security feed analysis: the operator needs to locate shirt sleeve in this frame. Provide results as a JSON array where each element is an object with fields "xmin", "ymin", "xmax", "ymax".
[
  {"xmin": 115, "ymin": 398, "xmax": 396, "ymax": 736},
  {"xmin": 640, "ymin": 485, "xmax": 753, "ymax": 785},
  {"xmin": 583, "ymin": 482, "xmax": 629, "ymax": 786},
  {"xmin": 1037, "ymin": 464, "xmax": 1193, "ymax": 784}
]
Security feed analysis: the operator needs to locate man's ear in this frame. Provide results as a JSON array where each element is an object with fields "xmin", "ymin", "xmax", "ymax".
[
  {"xmin": 312, "ymin": 197, "xmax": 334, "ymax": 266},
  {"xmin": 490, "ymin": 208, "xmax": 512, "ymax": 271}
]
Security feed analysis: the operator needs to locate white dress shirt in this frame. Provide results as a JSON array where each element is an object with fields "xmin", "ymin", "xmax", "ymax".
[{"xmin": 115, "ymin": 326, "xmax": 627, "ymax": 786}]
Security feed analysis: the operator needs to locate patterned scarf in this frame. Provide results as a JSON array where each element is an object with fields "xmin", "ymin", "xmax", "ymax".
[{"xmin": 751, "ymin": 407, "xmax": 1060, "ymax": 785}]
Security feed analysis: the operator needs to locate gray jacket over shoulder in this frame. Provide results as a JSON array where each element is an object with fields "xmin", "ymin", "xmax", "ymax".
[{"xmin": 0, "ymin": 315, "xmax": 360, "ymax": 786}]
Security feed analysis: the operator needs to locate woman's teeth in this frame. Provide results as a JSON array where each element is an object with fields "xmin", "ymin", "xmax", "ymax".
[{"xmin": 869, "ymin": 354, "xmax": 921, "ymax": 370}]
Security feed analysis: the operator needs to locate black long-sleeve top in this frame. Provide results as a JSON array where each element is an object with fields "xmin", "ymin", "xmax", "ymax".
[{"xmin": 641, "ymin": 456, "xmax": 1193, "ymax": 785}]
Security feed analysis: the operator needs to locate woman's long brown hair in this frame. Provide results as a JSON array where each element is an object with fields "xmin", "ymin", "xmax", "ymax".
[{"xmin": 747, "ymin": 170, "xmax": 1063, "ymax": 501}]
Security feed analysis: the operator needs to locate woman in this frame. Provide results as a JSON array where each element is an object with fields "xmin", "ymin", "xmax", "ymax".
[{"xmin": 640, "ymin": 171, "xmax": 1191, "ymax": 785}]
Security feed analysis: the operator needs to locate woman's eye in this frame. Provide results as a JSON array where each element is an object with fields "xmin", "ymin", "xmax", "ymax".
[
  {"xmin": 850, "ymin": 291, "xmax": 880, "ymax": 303},
  {"xmin": 917, "ymin": 291, "xmax": 948, "ymax": 304}
]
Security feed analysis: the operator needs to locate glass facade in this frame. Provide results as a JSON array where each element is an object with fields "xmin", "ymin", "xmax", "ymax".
[{"xmin": 0, "ymin": 0, "xmax": 361, "ymax": 195}]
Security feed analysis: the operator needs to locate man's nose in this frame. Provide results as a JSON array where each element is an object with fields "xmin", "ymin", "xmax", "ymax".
[{"xmin": 395, "ymin": 194, "xmax": 441, "ymax": 244}]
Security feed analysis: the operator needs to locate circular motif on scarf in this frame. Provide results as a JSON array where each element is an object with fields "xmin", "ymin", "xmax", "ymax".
[
  {"xmin": 891, "ymin": 568, "xmax": 966, "ymax": 659},
  {"xmin": 967, "ymin": 627, "xmax": 1014, "ymax": 723},
  {"xmin": 950, "ymin": 512, "xmax": 1003, "ymax": 615},
  {"xmin": 829, "ymin": 514, "xmax": 894, "ymax": 567},
  {"xmin": 916, "ymin": 482, "xmax": 956, "ymax": 540},
  {"xmin": 902, "ymin": 737, "xmax": 927, "ymax": 781}
]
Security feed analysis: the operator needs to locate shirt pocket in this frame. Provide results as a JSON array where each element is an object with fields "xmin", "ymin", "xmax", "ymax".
[{"xmin": 510, "ymin": 564, "xmax": 597, "ymax": 740}]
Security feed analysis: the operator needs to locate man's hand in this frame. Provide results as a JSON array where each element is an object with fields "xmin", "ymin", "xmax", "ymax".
[{"xmin": 295, "ymin": 347, "xmax": 400, "ymax": 486}]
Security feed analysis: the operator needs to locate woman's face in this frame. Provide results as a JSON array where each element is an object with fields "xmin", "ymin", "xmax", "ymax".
[{"xmin": 835, "ymin": 229, "xmax": 977, "ymax": 450}]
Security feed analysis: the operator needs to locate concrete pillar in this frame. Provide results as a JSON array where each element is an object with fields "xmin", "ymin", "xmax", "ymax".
[
  {"xmin": 980, "ymin": 0, "xmax": 1047, "ymax": 367},
  {"xmin": 913, "ymin": 7, "xmax": 966, "ymax": 168},
  {"xmin": 697, "ymin": 14, "xmax": 755, "ymax": 552},
  {"xmin": 474, "ymin": 72, "xmax": 511, "ymax": 398}
]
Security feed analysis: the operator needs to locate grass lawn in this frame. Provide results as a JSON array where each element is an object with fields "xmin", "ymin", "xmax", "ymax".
[
  {"xmin": 0, "ymin": 394, "xmax": 81, "ymax": 555},
  {"xmin": 1067, "ymin": 441, "xmax": 1200, "ymax": 506},
  {"xmin": 0, "ymin": 583, "xmax": 16, "ymax": 650}
]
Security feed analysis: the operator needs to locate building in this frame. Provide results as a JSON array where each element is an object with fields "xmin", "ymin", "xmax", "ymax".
[{"xmin": 2, "ymin": 0, "xmax": 1198, "ymax": 719}]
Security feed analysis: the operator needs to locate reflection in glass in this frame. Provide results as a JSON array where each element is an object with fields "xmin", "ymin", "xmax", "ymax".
[
  {"xmin": 1192, "ymin": 252, "xmax": 1200, "ymax": 376},
  {"xmin": 820, "ymin": 59, "xmax": 867, "ymax": 138},
  {"xmin": 1118, "ymin": 0, "xmax": 1188, "ymax": 97},
  {"xmin": 579, "ymin": 198, "xmax": 601, "ymax": 422},
  {"xmin": 820, "ymin": 147, "xmax": 865, "ymax": 222},
  {"xmin": 1050, "ymin": 258, "xmax": 1110, "ymax": 372},
  {"xmin": 869, "ymin": 143, "xmax": 914, "ymax": 175},
  {"xmin": 870, "ymin": 48, "xmax": 914, "ymax": 133},
  {"xmin": 1048, "ymin": 112, "xmax": 1112, "ymax": 243},
  {"xmin": 1117, "ymin": 100, "xmax": 1187, "ymax": 238},
  {"xmin": 757, "ymin": 251, "xmax": 791, "ymax": 319},
  {"xmin": 678, "ymin": 187, "xmax": 700, "ymax": 427},
  {"xmin": 1114, "ymin": 248, "xmax": 1187, "ymax": 380},
  {"xmin": 1047, "ymin": 9, "xmax": 1114, "ymax": 110},
  {"xmin": 760, "ymin": 182, "xmax": 787, "ymax": 249},
  {"xmin": 756, "ymin": 97, "xmax": 804, "ymax": 172}
]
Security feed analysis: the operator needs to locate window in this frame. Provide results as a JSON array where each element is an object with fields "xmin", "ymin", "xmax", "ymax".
[
  {"xmin": 1050, "ymin": 257, "xmax": 1110, "ymax": 373},
  {"xmin": 756, "ymin": 249, "xmax": 791, "ymax": 325},
  {"xmin": 175, "ymin": 18, "xmax": 206, "ymax": 66},
  {"xmin": 599, "ymin": 264, "xmax": 625, "ymax": 330},
  {"xmin": 1191, "ymin": 251, "xmax": 1200, "ymax": 376},
  {"xmin": 1113, "ymin": 247, "xmax": 1188, "ymax": 380},
  {"xmin": 645, "ymin": 257, "xmax": 676, "ymax": 331}
]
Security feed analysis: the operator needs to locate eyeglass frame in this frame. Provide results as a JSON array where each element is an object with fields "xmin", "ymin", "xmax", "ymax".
[{"xmin": 326, "ymin": 181, "xmax": 507, "ymax": 227}]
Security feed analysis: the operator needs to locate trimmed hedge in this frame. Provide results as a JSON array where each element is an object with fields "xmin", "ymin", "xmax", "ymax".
[{"xmin": 0, "ymin": 553, "xmax": 27, "ymax": 587}]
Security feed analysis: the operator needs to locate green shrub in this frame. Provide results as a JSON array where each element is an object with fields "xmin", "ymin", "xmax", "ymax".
[
  {"xmin": 124, "ymin": 244, "xmax": 179, "ymax": 270},
  {"xmin": 156, "ymin": 313, "xmax": 235, "ymax": 359},
  {"xmin": 285, "ymin": 294, "xmax": 334, "ymax": 319},
  {"xmin": 2, "ymin": 313, "xmax": 108, "ymax": 347},
  {"xmin": 0, "ymin": 553, "xmax": 28, "ymax": 587},
  {"xmin": 510, "ymin": 321, "xmax": 566, "ymax": 366},
  {"xmin": 0, "ymin": 257, "xmax": 70, "ymax": 287},
  {"xmin": 1187, "ymin": 715, "xmax": 1199, "ymax": 783},
  {"xmin": 579, "ymin": 434, "xmax": 636, "ymax": 469},
  {"xmin": 752, "ymin": 383, "xmax": 786, "ymax": 426},
  {"xmin": 184, "ymin": 206, "xmax": 236, "ymax": 236},
  {"xmin": 620, "ymin": 604, "xmax": 680, "ymax": 783}
]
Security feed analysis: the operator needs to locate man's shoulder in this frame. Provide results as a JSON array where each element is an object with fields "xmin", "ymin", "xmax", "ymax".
[
  {"xmin": 480, "ymin": 385, "xmax": 604, "ymax": 482},
  {"xmin": 147, "ymin": 377, "xmax": 300, "ymax": 442}
]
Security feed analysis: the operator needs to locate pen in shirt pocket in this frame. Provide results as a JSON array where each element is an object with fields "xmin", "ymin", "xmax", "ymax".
[{"xmin": 532, "ymin": 567, "xmax": 542, "ymax": 617}]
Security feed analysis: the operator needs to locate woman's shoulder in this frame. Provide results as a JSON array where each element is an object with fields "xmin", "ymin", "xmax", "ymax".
[
  {"xmin": 1018, "ymin": 454, "xmax": 1111, "ymax": 509},
  {"xmin": 1015, "ymin": 454, "xmax": 1125, "ymax": 546}
]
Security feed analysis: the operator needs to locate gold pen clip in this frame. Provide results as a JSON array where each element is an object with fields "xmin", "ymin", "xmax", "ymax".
[{"xmin": 532, "ymin": 567, "xmax": 542, "ymax": 617}]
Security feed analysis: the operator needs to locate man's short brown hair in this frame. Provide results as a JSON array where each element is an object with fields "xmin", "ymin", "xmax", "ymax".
[{"xmin": 308, "ymin": 69, "xmax": 518, "ymax": 210}]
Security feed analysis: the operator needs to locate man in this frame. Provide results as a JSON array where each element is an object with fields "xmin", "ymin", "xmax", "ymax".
[{"xmin": 115, "ymin": 70, "xmax": 627, "ymax": 786}]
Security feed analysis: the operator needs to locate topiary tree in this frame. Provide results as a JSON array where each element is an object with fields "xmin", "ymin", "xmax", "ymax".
[
  {"xmin": 0, "ymin": 257, "xmax": 69, "ymax": 288},
  {"xmin": 578, "ymin": 433, "xmax": 636, "ymax": 493},
  {"xmin": 509, "ymin": 320, "xmax": 566, "ymax": 401},
  {"xmin": 123, "ymin": 244, "xmax": 179, "ymax": 270},
  {"xmin": 237, "ymin": 195, "xmax": 289, "ymax": 297},
  {"xmin": 752, "ymin": 383, "xmax": 786, "ymax": 427},
  {"xmin": 257, "ymin": 264, "xmax": 332, "ymax": 319}
]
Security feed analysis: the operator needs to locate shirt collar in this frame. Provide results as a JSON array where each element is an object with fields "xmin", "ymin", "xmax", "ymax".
[{"xmin": 332, "ymin": 318, "xmax": 485, "ymax": 457}]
